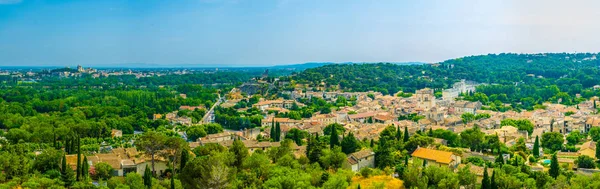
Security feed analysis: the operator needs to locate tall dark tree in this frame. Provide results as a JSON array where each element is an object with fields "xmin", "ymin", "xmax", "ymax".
[
  {"xmin": 550, "ymin": 119, "xmax": 554, "ymax": 132},
  {"xmin": 62, "ymin": 155, "xmax": 75, "ymax": 187},
  {"xmin": 533, "ymin": 136, "xmax": 540, "ymax": 158},
  {"xmin": 395, "ymin": 125, "xmax": 401, "ymax": 141},
  {"xmin": 143, "ymin": 165, "xmax": 153, "ymax": 188},
  {"xmin": 229, "ymin": 139, "xmax": 248, "ymax": 169},
  {"xmin": 180, "ymin": 150, "xmax": 189, "ymax": 171},
  {"xmin": 490, "ymin": 170, "xmax": 497, "ymax": 189},
  {"xmin": 341, "ymin": 132, "xmax": 359, "ymax": 154},
  {"xmin": 81, "ymin": 156, "xmax": 89, "ymax": 179},
  {"xmin": 596, "ymin": 141, "xmax": 600, "ymax": 159},
  {"xmin": 270, "ymin": 119, "xmax": 275, "ymax": 140},
  {"xmin": 330, "ymin": 125, "xmax": 340, "ymax": 149},
  {"xmin": 171, "ymin": 163, "xmax": 175, "ymax": 189},
  {"xmin": 375, "ymin": 137, "xmax": 394, "ymax": 168},
  {"xmin": 403, "ymin": 127, "xmax": 409, "ymax": 143},
  {"xmin": 307, "ymin": 135, "xmax": 323, "ymax": 163},
  {"xmin": 549, "ymin": 153, "xmax": 560, "ymax": 178},
  {"xmin": 275, "ymin": 122, "xmax": 281, "ymax": 142},
  {"xmin": 427, "ymin": 128, "xmax": 433, "ymax": 137},
  {"xmin": 495, "ymin": 153, "xmax": 504, "ymax": 166},
  {"xmin": 481, "ymin": 166, "xmax": 490, "ymax": 189},
  {"xmin": 76, "ymin": 135, "xmax": 81, "ymax": 181}
]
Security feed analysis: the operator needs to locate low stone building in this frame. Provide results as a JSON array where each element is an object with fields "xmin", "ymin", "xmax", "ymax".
[{"xmin": 347, "ymin": 149, "xmax": 375, "ymax": 172}]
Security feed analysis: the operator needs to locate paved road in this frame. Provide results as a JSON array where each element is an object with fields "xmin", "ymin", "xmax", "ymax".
[{"xmin": 201, "ymin": 88, "xmax": 234, "ymax": 123}]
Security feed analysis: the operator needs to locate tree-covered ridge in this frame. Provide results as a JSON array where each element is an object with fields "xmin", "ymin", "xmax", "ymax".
[{"xmin": 293, "ymin": 53, "xmax": 600, "ymax": 94}]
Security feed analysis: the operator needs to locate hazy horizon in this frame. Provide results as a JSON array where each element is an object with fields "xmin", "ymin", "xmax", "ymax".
[{"xmin": 2, "ymin": 0, "xmax": 600, "ymax": 67}]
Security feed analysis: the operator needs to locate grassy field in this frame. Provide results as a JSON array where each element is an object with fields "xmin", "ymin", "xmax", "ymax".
[{"xmin": 348, "ymin": 175, "xmax": 404, "ymax": 189}]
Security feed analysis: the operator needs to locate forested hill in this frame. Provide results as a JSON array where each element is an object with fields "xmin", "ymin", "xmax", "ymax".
[{"xmin": 292, "ymin": 53, "xmax": 600, "ymax": 96}]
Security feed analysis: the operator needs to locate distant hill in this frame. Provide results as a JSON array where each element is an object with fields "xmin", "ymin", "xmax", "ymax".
[
  {"xmin": 291, "ymin": 53, "xmax": 600, "ymax": 97},
  {"xmin": 269, "ymin": 62, "xmax": 426, "ymax": 71},
  {"xmin": 269, "ymin": 62, "xmax": 334, "ymax": 70}
]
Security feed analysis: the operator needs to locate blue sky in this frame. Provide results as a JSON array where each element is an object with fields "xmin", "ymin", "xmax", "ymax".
[{"xmin": 1, "ymin": 0, "xmax": 599, "ymax": 67}]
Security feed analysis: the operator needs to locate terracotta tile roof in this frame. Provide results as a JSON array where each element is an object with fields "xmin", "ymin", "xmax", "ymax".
[
  {"xmin": 348, "ymin": 112, "xmax": 376, "ymax": 119},
  {"xmin": 411, "ymin": 147, "xmax": 453, "ymax": 164}
]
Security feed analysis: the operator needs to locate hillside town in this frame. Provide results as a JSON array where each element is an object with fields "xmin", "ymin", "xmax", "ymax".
[{"xmin": 127, "ymin": 77, "xmax": 599, "ymax": 179}]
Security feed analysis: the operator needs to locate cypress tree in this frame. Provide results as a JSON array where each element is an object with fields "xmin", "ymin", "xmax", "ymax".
[
  {"xmin": 395, "ymin": 125, "xmax": 401, "ymax": 141},
  {"xmin": 403, "ymin": 127, "xmax": 409, "ymax": 142},
  {"xmin": 533, "ymin": 136, "xmax": 540, "ymax": 158},
  {"xmin": 61, "ymin": 155, "xmax": 75, "ymax": 187},
  {"xmin": 370, "ymin": 139, "xmax": 374, "ymax": 148},
  {"xmin": 62, "ymin": 155, "xmax": 67, "ymax": 174},
  {"xmin": 307, "ymin": 135, "xmax": 323, "ymax": 163},
  {"xmin": 330, "ymin": 125, "xmax": 339, "ymax": 149},
  {"xmin": 180, "ymin": 150, "xmax": 188, "ymax": 171},
  {"xmin": 171, "ymin": 165, "xmax": 175, "ymax": 189},
  {"xmin": 490, "ymin": 170, "xmax": 497, "ymax": 189},
  {"xmin": 596, "ymin": 141, "xmax": 600, "ymax": 159},
  {"xmin": 270, "ymin": 119, "xmax": 275, "ymax": 141},
  {"xmin": 481, "ymin": 166, "xmax": 490, "ymax": 189},
  {"xmin": 357, "ymin": 184, "xmax": 361, "ymax": 189},
  {"xmin": 550, "ymin": 119, "xmax": 554, "ymax": 132},
  {"xmin": 70, "ymin": 136, "xmax": 75, "ymax": 155},
  {"xmin": 275, "ymin": 122, "xmax": 281, "ymax": 142},
  {"xmin": 594, "ymin": 100, "xmax": 597, "ymax": 109},
  {"xmin": 65, "ymin": 136, "xmax": 70, "ymax": 154},
  {"xmin": 549, "ymin": 153, "xmax": 560, "ymax": 178},
  {"xmin": 495, "ymin": 153, "xmax": 504, "ymax": 166},
  {"xmin": 82, "ymin": 156, "xmax": 89, "ymax": 179},
  {"xmin": 144, "ymin": 165, "xmax": 153, "ymax": 188},
  {"xmin": 76, "ymin": 135, "xmax": 81, "ymax": 181},
  {"xmin": 427, "ymin": 127, "xmax": 433, "ymax": 136},
  {"xmin": 404, "ymin": 155, "xmax": 409, "ymax": 166}
]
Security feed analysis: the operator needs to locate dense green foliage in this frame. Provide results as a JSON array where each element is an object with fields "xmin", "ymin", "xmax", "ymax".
[{"xmin": 293, "ymin": 53, "xmax": 600, "ymax": 110}]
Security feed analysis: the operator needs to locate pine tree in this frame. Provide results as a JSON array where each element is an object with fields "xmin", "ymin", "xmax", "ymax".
[
  {"xmin": 275, "ymin": 122, "xmax": 281, "ymax": 142},
  {"xmin": 533, "ymin": 136, "xmax": 540, "ymax": 158},
  {"xmin": 76, "ymin": 135, "xmax": 81, "ymax": 181},
  {"xmin": 481, "ymin": 166, "xmax": 490, "ymax": 189},
  {"xmin": 490, "ymin": 170, "xmax": 497, "ymax": 189},
  {"xmin": 144, "ymin": 165, "xmax": 153, "ymax": 188},
  {"xmin": 81, "ymin": 156, "xmax": 89, "ymax": 179},
  {"xmin": 549, "ymin": 153, "xmax": 560, "ymax": 178},
  {"xmin": 395, "ymin": 125, "xmax": 401, "ymax": 141},
  {"xmin": 403, "ymin": 127, "xmax": 409, "ymax": 142},
  {"xmin": 330, "ymin": 125, "xmax": 340, "ymax": 149}
]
